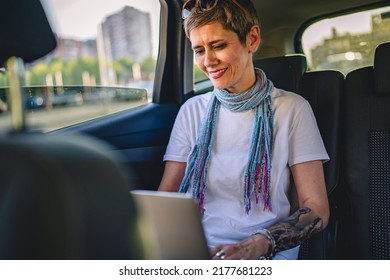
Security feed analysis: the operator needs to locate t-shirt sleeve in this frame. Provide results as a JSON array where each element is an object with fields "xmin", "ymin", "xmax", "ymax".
[
  {"xmin": 288, "ymin": 100, "xmax": 329, "ymax": 166},
  {"xmin": 163, "ymin": 105, "xmax": 192, "ymax": 163}
]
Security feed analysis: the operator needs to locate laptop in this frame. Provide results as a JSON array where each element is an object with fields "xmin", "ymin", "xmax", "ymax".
[{"xmin": 130, "ymin": 190, "xmax": 211, "ymax": 260}]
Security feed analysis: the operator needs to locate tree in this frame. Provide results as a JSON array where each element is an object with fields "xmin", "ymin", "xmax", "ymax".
[
  {"xmin": 63, "ymin": 56, "xmax": 99, "ymax": 85},
  {"xmin": 28, "ymin": 63, "xmax": 50, "ymax": 86},
  {"xmin": 194, "ymin": 65, "xmax": 207, "ymax": 82},
  {"xmin": 0, "ymin": 72, "xmax": 7, "ymax": 87},
  {"xmin": 114, "ymin": 56, "xmax": 134, "ymax": 84},
  {"xmin": 49, "ymin": 58, "xmax": 64, "ymax": 74},
  {"xmin": 140, "ymin": 56, "xmax": 157, "ymax": 79}
]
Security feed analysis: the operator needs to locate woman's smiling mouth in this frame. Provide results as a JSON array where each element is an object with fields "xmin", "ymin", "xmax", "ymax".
[{"xmin": 209, "ymin": 68, "xmax": 227, "ymax": 79}]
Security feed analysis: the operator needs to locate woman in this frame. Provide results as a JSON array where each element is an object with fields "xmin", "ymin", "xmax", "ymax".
[{"xmin": 159, "ymin": 0, "xmax": 329, "ymax": 260}]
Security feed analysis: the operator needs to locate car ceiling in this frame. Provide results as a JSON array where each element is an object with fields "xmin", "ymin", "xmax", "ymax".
[{"xmin": 251, "ymin": 0, "xmax": 388, "ymax": 57}]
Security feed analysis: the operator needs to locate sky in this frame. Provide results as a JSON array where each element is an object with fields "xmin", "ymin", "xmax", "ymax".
[
  {"xmin": 41, "ymin": 0, "xmax": 389, "ymax": 58},
  {"xmin": 42, "ymin": 0, "xmax": 160, "ymax": 55}
]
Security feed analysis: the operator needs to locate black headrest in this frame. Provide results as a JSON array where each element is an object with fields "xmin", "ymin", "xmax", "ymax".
[
  {"xmin": 0, "ymin": 134, "xmax": 142, "ymax": 259},
  {"xmin": 0, "ymin": 0, "xmax": 57, "ymax": 66},
  {"xmin": 253, "ymin": 54, "xmax": 307, "ymax": 92},
  {"xmin": 374, "ymin": 42, "xmax": 390, "ymax": 95}
]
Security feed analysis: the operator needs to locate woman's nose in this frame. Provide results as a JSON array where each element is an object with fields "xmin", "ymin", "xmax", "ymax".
[{"xmin": 204, "ymin": 50, "xmax": 218, "ymax": 67}]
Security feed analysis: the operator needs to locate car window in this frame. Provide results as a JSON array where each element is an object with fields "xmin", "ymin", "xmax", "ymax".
[
  {"xmin": 0, "ymin": 0, "xmax": 160, "ymax": 132},
  {"xmin": 194, "ymin": 64, "xmax": 207, "ymax": 83},
  {"xmin": 302, "ymin": 6, "xmax": 390, "ymax": 75}
]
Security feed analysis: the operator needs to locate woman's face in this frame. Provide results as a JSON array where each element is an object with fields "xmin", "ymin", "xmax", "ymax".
[{"xmin": 189, "ymin": 21, "xmax": 260, "ymax": 93}]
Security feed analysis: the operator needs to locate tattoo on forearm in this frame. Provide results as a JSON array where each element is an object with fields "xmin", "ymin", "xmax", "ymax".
[{"xmin": 268, "ymin": 207, "xmax": 323, "ymax": 252}]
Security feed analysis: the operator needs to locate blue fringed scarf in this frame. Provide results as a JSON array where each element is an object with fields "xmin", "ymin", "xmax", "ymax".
[{"xmin": 179, "ymin": 68, "xmax": 274, "ymax": 214}]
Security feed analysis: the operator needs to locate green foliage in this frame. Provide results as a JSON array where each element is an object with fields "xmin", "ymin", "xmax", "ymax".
[
  {"xmin": 114, "ymin": 56, "xmax": 134, "ymax": 84},
  {"xmin": 140, "ymin": 56, "xmax": 157, "ymax": 75},
  {"xmin": 28, "ymin": 63, "xmax": 50, "ymax": 85},
  {"xmin": 194, "ymin": 65, "xmax": 207, "ymax": 82},
  {"xmin": 24, "ymin": 55, "xmax": 157, "ymax": 87},
  {"xmin": 26, "ymin": 57, "xmax": 100, "ymax": 86},
  {"xmin": 64, "ymin": 56, "xmax": 100, "ymax": 85},
  {"xmin": 0, "ymin": 71, "xmax": 7, "ymax": 87},
  {"xmin": 49, "ymin": 58, "xmax": 64, "ymax": 73}
]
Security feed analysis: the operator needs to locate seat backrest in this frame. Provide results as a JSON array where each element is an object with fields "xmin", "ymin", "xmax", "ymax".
[
  {"xmin": 343, "ymin": 42, "xmax": 390, "ymax": 259},
  {"xmin": 297, "ymin": 70, "xmax": 344, "ymax": 259},
  {"xmin": 0, "ymin": 0, "xmax": 143, "ymax": 260},
  {"xmin": 253, "ymin": 54, "xmax": 307, "ymax": 93},
  {"xmin": 0, "ymin": 133, "xmax": 142, "ymax": 259},
  {"xmin": 255, "ymin": 54, "xmax": 344, "ymax": 259},
  {"xmin": 300, "ymin": 70, "xmax": 344, "ymax": 195}
]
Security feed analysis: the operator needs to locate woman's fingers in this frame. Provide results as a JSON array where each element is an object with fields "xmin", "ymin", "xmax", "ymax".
[{"xmin": 211, "ymin": 235, "xmax": 267, "ymax": 260}]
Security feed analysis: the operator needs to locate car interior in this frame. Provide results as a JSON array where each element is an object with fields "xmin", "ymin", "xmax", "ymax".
[{"xmin": 0, "ymin": 0, "xmax": 389, "ymax": 260}]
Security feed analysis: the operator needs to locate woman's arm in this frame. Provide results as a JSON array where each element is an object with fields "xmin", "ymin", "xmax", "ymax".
[
  {"xmin": 268, "ymin": 160, "xmax": 329, "ymax": 254},
  {"xmin": 158, "ymin": 160, "xmax": 187, "ymax": 192},
  {"xmin": 211, "ymin": 160, "xmax": 329, "ymax": 260}
]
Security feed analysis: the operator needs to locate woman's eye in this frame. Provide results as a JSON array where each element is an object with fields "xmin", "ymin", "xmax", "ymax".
[
  {"xmin": 194, "ymin": 49, "xmax": 204, "ymax": 55},
  {"xmin": 214, "ymin": 44, "xmax": 226, "ymax": 50}
]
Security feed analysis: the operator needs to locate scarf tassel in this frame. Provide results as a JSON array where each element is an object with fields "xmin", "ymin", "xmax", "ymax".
[{"xmin": 180, "ymin": 68, "xmax": 274, "ymax": 214}]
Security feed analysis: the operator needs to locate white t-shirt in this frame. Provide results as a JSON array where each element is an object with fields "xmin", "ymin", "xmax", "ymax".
[{"xmin": 164, "ymin": 87, "xmax": 329, "ymax": 259}]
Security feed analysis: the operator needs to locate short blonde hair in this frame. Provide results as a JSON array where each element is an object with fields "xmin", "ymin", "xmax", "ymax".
[{"xmin": 183, "ymin": 0, "xmax": 259, "ymax": 44}]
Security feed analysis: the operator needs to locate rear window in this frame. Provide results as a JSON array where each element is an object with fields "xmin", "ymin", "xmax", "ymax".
[{"xmin": 302, "ymin": 6, "xmax": 390, "ymax": 75}]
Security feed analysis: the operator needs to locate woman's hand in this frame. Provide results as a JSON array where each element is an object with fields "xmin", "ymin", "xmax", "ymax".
[{"xmin": 210, "ymin": 234, "xmax": 270, "ymax": 260}]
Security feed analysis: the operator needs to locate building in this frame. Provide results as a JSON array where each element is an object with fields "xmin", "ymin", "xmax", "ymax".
[
  {"xmin": 25, "ymin": 6, "xmax": 153, "ymax": 86},
  {"xmin": 56, "ymin": 38, "xmax": 97, "ymax": 60},
  {"xmin": 29, "ymin": 37, "xmax": 97, "ymax": 67},
  {"xmin": 100, "ymin": 6, "xmax": 152, "ymax": 62},
  {"xmin": 309, "ymin": 12, "xmax": 390, "ymax": 74}
]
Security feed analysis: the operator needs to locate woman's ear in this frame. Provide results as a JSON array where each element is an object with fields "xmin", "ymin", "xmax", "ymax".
[{"xmin": 247, "ymin": 25, "xmax": 261, "ymax": 53}]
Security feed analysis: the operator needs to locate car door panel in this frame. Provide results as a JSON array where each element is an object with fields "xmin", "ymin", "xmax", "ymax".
[{"xmin": 56, "ymin": 102, "xmax": 179, "ymax": 190}]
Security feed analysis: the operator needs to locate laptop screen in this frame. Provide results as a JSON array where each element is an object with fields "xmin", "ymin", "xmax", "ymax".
[{"xmin": 130, "ymin": 190, "xmax": 211, "ymax": 260}]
